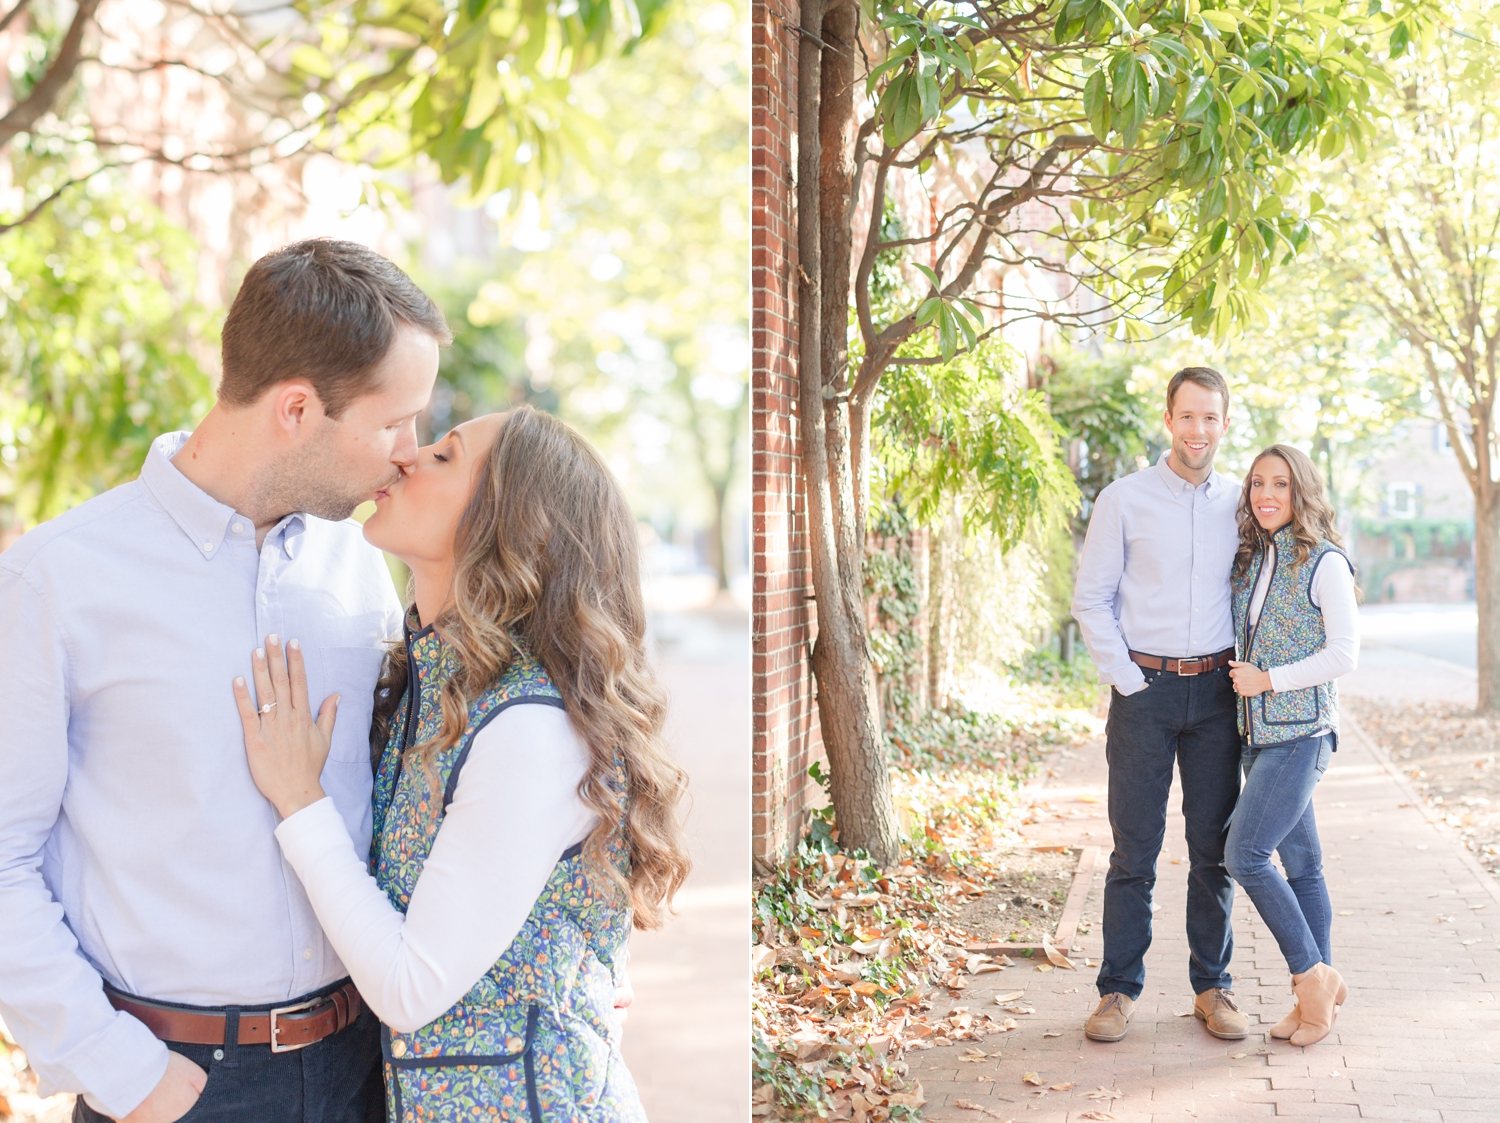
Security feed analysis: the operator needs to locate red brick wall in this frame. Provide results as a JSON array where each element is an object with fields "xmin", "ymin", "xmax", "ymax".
[{"xmin": 752, "ymin": 0, "xmax": 823, "ymax": 863}]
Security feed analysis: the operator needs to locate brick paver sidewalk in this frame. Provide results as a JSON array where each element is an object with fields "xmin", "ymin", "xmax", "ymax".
[{"xmin": 906, "ymin": 709, "xmax": 1500, "ymax": 1122}]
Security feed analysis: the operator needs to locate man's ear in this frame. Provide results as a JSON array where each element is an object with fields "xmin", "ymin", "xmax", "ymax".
[{"xmin": 270, "ymin": 381, "xmax": 326, "ymax": 437}]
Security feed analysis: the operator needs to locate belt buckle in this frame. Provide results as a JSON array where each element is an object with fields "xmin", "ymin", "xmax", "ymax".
[
  {"xmin": 269, "ymin": 996, "xmax": 323, "ymax": 1053},
  {"xmin": 1177, "ymin": 657, "xmax": 1203, "ymax": 677}
]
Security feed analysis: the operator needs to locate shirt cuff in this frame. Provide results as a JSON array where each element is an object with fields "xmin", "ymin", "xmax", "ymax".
[
  {"xmin": 273, "ymin": 797, "xmax": 349, "ymax": 867},
  {"xmin": 1105, "ymin": 663, "xmax": 1148, "ymax": 695},
  {"xmin": 53, "ymin": 1012, "xmax": 170, "ymax": 1119},
  {"xmin": 1268, "ymin": 666, "xmax": 1288, "ymax": 694}
]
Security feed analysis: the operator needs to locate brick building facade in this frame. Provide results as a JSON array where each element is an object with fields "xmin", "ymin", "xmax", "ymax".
[{"xmin": 751, "ymin": 0, "xmax": 824, "ymax": 863}]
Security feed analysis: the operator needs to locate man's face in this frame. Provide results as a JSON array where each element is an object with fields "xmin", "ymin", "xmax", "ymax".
[
  {"xmin": 261, "ymin": 324, "xmax": 440, "ymax": 521},
  {"xmin": 1163, "ymin": 381, "xmax": 1229, "ymax": 475}
]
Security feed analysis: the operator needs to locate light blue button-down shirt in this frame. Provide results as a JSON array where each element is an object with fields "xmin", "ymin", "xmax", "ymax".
[
  {"xmin": 0, "ymin": 432, "xmax": 403, "ymax": 1116},
  {"xmin": 1071, "ymin": 452, "xmax": 1239, "ymax": 695}
]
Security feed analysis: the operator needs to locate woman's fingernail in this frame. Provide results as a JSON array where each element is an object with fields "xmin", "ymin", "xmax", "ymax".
[
  {"xmin": 255, "ymin": 649, "xmax": 265, "ymax": 660},
  {"xmin": 235, "ymin": 677, "xmax": 245, "ymax": 687},
  {"xmin": 268, "ymin": 633, "xmax": 280, "ymax": 645},
  {"xmin": 288, "ymin": 638, "xmax": 300, "ymax": 651}
]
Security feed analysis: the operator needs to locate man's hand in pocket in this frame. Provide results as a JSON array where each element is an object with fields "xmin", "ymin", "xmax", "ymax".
[{"xmin": 117, "ymin": 1052, "xmax": 207, "ymax": 1123}]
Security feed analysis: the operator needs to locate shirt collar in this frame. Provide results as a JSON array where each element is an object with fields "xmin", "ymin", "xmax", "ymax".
[
  {"xmin": 1154, "ymin": 450, "xmax": 1222, "ymax": 498},
  {"xmin": 138, "ymin": 431, "xmax": 307, "ymax": 560}
]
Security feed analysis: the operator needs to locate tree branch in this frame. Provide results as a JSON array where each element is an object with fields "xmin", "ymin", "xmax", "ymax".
[
  {"xmin": 0, "ymin": 0, "xmax": 31, "ymax": 36},
  {"xmin": 0, "ymin": 0, "xmax": 102, "ymax": 147}
]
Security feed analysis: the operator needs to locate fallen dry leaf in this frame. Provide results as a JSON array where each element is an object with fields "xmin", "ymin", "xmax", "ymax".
[
  {"xmin": 1042, "ymin": 935, "xmax": 1076, "ymax": 970},
  {"xmin": 1173, "ymin": 1010, "xmax": 1193, "ymax": 1017},
  {"xmin": 0, "ymin": 1093, "xmax": 10, "ymax": 1117},
  {"xmin": 953, "ymin": 1100, "xmax": 1007, "ymax": 1119},
  {"xmin": 750, "ymin": 945, "xmax": 777, "ymax": 976},
  {"xmin": 1042, "ymin": 1031, "xmax": 1063, "ymax": 1038},
  {"xmin": 1021, "ymin": 1071, "xmax": 1044, "ymax": 1086},
  {"xmin": 1035, "ymin": 963, "xmax": 1054, "ymax": 973},
  {"xmin": 887, "ymin": 1082, "xmax": 926, "ymax": 1109},
  {"xmin": 1000, "ymin": 1003, "xmax": 1035, "ymax": 1015},
  {"xmin": 1337, "ymin": 909, "xmax": 1354, "ymax": 916},
  {"xmin": 1050, "ymin": 1081, "xmax": 1075, "ymax": 1090},
  {"xmin": 992, "ymin": 990, "xmax": 1027, "ymax": 1004},
  {"xmin": 1230, "ymin": 1052, "xmax": 1247, "ymax": 1059},
  {"xmin": 1078, "ymin": 1113, "xmax": 1115, "ymax": 1122},
  {"xmin": 1085, "ymin": 1086, "xmax": 1125, "ymax": 1101}
]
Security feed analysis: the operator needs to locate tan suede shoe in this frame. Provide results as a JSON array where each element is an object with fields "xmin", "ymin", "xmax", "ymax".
[
  {"xmin": 1268, "ymin": 1001, "xmax": 1301, "ymax": 1039},
  {"xmin": 1084, "ymin": 992, "xmax": 1135, "ymax": 1042},
  {"xmin": 1289, "ymin": 963, "xmax": 1345, "ymax": 1046},
  {"xmin": 1194, "ymin": 988, "xmax": 1249, "ymax": 1039}
]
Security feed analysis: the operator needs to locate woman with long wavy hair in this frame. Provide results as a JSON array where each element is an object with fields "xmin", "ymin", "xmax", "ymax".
[
  {"xmin": 230, "ymin": 405, "xmax": 690, "ymax": 1120},
  {"xmin": 1226, "ymin": 443, "xmax": 1359, "ymax": 1048}
]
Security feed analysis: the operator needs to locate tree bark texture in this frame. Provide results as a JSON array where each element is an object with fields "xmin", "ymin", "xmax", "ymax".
[
  {"xmin": 1475, "ymin": 491, "xmax": 1500, "ymax": 712},
  {"xmin": 796, "ymin": 0, "xmax": 900, "ymax": 865}
]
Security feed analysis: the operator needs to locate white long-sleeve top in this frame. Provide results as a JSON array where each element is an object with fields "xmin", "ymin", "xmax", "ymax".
[
  {"xmin": 273, "ymin": 702, "xmax": 596, "ymax": 1033},
  {"xmin": 1246, "ymin": 544, "xmax": 1360, "ymax": 694}
]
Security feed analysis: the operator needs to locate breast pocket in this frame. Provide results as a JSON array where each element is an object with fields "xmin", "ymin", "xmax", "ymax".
[{"xmin": 317, "ymin": 646, "xmax": 388, "ymax": 763}]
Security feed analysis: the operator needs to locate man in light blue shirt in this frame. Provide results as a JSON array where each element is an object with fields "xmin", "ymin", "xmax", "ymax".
[
  {"xmin": 0, "ymin": 241, "xmax": 448, "ymax": 1122},
  {"xmin": 1070, "ymin": 368, "xmax": 1250, "ymax": 1044}
]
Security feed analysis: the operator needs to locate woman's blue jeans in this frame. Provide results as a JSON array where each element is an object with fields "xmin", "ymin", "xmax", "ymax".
[{"xmin": 1224, "ymin": 733, "xmax": 1334, "ymax": 976}]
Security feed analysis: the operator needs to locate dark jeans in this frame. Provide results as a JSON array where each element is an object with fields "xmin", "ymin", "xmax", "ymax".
[
  {"xmin": 1225, "ymin": 733, "xmax": 1334, "ymax": 976},
  {"xmin": 1097, "ymin": 665, "xmax": 1241, "ymax": 1000},
  {"xmin": 74, "ymin": 980, "xmax": 384, "ymax": 1123}
]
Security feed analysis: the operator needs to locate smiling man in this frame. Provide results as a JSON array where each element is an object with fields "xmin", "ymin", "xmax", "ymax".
[
  {"xmin": 1070, "ymin": 366, "xmax": 1250, "ymax": 1045},
  {"xmin": 0, "ymin": 240, "xmax": 447, "ymax": 1123}
]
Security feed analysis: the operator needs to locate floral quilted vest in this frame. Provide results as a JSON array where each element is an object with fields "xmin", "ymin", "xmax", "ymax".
[
  {"xmin": 370, "ymin": 620, "xmax": 643, "ymax": 1122},
  {"xmin": 1231, "ymin": 525, "xmax": 1352, "ymax": 748}
]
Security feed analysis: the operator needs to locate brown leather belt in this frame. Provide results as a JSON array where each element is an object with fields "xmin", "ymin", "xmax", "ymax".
[
  {"xmin": 1129, "ymin": 648, "xmax": 1234, "ymax": 676},
  {"xmin": 106, "ymin": 981, "xmax": 363, "ymax": 1053}
]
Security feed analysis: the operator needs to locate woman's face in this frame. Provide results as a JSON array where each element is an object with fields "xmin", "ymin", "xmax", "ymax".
[
  {"xmin": 362, "ymin": 413, "xmax": 504, "ymax": 566},
  {"xmin": 1248, "ymin": 455, "xmax": 1295, "ymax": 533}
]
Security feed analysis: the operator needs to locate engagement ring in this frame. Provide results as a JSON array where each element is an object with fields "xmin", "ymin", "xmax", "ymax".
[{"xmin": 260, "ymin": 702, "xmax": 277, "ymax": 714}]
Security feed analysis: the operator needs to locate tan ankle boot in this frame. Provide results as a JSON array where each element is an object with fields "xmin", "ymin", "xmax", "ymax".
[
  {"xmin": 1288, "ymin": 963, "xmax": 1344, "ymax": 1046},
  {"xmin": 1268, "ymin": 1002, "xmax": 1300, "ymax": 1039}
]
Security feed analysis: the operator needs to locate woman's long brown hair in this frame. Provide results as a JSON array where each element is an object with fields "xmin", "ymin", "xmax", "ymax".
[
  {"xmin": 371, "ymin": 405, "xmax": 691, "ymax": 929},
  {"xmin": 1232, "ymin": 443, "xmax": 1345, "ymax": 579}
]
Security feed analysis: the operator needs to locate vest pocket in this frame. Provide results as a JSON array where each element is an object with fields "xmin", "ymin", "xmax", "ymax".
[
  {"xmin": 382, "ymin": 1003, "xmax": 542, "ymax": 1122},
  {"xmin": 1259, "ymin": 684, "xmax": 1320, "ymax": 728}
]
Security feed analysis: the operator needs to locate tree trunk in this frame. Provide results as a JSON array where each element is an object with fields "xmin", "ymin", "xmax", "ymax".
[
  {"xmin": 795, "ymin": 0, "xmax": 900, "ymax": 865},
  {"xmin": 709, "ymin": 478, "xmax": 729, "ymax": 591},
  {"xmin": 1475, "ymin": 494, "xmax": 1500, "ymax": 711}
]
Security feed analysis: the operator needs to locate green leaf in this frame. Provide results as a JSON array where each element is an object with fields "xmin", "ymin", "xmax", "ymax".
[
  {"xmin": 1083, "ymin": 69, "xmax": 1107, "ymax": 122},
  {"xmin": 1209, "ymin": 219, "xmax": 1229, "ymax": 254},
  {"xmin": 290, "ymin": 44, "xmax": 335, "ymax": 79},
  {"xmin": 915, "ymin": 296, "xmax": 942, "ymax": 324},
  {"xmin": 1183, "ymin": 76, "xmax": 1213, "ymax": 121},
  {"xmin": 1111, "ymin": 52, "xmax": 1136, "ymax": 110},
  {"xmin": 913, "ymin": 263, "xmax": 941, "ymax": 290},
  {"xmin": 1389, "ymin": 21, "xmax": 1410, "ymax": 58}
]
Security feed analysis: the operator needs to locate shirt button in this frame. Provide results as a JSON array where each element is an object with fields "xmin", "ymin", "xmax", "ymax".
[
  {"xmin": 232, "ymin": 522, "xmax": 244, "ymax": 534},
  {"xmin": 213, "ymin": 1049, "xmax": 224, "ymax": 1061},
  {"xmin": 203, "ymin": 541, "xmax": 213, "ymax": 552},
  {"xmin": 303, "ymin": 947, "xmax": 313, "ymax": 960}
]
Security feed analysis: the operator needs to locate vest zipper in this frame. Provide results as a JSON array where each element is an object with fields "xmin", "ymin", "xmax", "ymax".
[{"xmin": 1242, "ymin": 542, "xmax": 1278, "ymax": 746}]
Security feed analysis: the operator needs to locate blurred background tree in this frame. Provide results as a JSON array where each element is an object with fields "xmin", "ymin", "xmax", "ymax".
[{"xmin": 0, "ymin": 0, "xmax": 746, "ymax": 596}]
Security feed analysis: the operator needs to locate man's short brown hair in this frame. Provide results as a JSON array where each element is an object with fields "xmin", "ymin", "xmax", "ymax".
[
  {"xmin": 1166, "ymin": 366, "xmax": 1230, "ymax": 416},
  {"xmin": 219, "ymin": 239, "xmax": 451, "ymax": 418}
]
